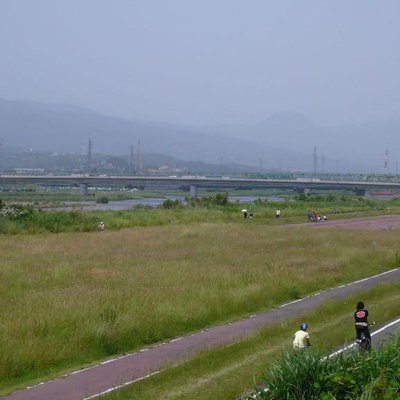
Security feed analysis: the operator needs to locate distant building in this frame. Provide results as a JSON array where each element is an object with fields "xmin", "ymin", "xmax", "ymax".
[{"xmin": 12, "ymin": 168, "xmax": 45, "ymax": 175}]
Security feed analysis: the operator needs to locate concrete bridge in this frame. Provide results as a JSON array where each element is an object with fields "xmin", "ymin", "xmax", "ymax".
[{"xmin": 1, "ymin": 175, "xmax": 400, "ymax": 197}]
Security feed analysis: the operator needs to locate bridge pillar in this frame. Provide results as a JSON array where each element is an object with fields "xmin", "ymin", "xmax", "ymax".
[
  {"xmin": 189, "ymin": 184, "xmax": 198, "ymax": 199},
  {"xmin": 355, "ymin": 188, "xmax": 366, "ymax": 196},
  {"xmin": 79, "ymin": 183, "xmax": 89, "ymax": 196}
]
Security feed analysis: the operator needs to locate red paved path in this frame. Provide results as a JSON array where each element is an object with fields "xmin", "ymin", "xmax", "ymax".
[{"xmin": 3, "ymin": 268, "xmax": 400, "ymax": 400}]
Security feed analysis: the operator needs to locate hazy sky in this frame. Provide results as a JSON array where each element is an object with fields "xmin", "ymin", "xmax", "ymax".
[{"xmin": 1, "ymin": 1, "xmax": 400, "ymax": 125}]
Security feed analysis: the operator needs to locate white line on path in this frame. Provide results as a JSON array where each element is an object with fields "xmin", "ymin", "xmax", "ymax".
[
  {"xmin": 323, "ymin": 317, "xmax": 400, "ymax": 359},
  {"xmin": 82, "ymin": 371, "xmax": 161, "ymax": 400}
]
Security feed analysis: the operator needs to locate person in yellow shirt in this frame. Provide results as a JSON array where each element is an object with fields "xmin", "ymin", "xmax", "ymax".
[{"xmin": 293, "ymin": 323, "xmax": 311, "ymax": 351}]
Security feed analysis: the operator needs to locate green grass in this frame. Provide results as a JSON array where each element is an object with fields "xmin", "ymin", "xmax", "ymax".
[
  {"xmin": 0, "ymin": 219, "xmax": 399, "ymax": 394},
  {"xmin": 100, "ymin": 281, "xmax": 400, "ymax": 400}
]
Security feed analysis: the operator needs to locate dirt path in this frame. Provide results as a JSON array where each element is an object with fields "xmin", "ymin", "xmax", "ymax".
[
  {"xmin": 289, "ymin": 214, "xmax": 400, "ymax": 230},
  {"xmin": 3, "ymin": 267, "xmax": 400, "ymax": 400}
]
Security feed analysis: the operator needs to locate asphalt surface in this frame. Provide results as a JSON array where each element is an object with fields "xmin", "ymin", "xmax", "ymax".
[{"xmin": 3, "ymin": 268, "xmax": 400, "ymax": 400}]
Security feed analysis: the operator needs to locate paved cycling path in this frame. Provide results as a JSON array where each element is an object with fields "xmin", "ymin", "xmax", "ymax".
[{"xmin": 4, "ymin": 268, "xmax": 400, "ymax": 400}]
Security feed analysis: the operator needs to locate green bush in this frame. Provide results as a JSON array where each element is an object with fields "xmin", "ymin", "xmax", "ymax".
[
  {"xmin": 161, "ymin": 199, "xmax": 182, "ymax": 209},
  {"xmin": 258, "ymin": 335, "xmax": 400, "ymax": 399},
  {"xmin": 186, "ymin": 192, "xmax": 229, "ymax": 207},
  {"xmin": 96, "ymin": 196, "xmax": 109, "ymax": 204}
]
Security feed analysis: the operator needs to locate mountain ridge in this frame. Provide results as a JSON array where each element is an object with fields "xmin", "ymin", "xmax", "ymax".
[{"xmin": 1, "ymin": 99, "xmax": 398, "ymax": 173}]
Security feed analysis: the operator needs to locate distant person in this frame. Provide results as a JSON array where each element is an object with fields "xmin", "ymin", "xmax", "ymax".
[
  {"xmin": 307, "ymin": 210, "xmax": 312, "ymax": 221},
  {"xmin": 98, "ymin": 221, "xmax": 105, "ymax": 232},
  {"xmin": 332, "ymin": 207, "xmax": 337, "ymax": 214},
  {"xmin": 276, "ymin": 208, "xmax": 281, "ymax": 218},
  {"xmin": 249, "ymin": 210, "xmax": 254, "ymax": 219},
  {"xmin": 293, "ymin": 323, "xmax": 311, "ymax": 351}
]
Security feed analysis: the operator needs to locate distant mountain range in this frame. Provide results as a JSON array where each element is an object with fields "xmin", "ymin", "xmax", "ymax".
[{"xmin": 1, "ymin": 99, "xmax": 399, "ymax": 173}]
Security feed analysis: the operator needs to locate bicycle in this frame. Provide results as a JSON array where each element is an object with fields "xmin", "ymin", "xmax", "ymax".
[{"xmin": 356, "ymin": 321, "xmax": 375, "ymax": 352}]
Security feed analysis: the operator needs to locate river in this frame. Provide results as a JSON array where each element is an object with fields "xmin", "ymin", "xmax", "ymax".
[{"xmin": 44, "ymin": 195, "xmax": 285, "ymax": 212}]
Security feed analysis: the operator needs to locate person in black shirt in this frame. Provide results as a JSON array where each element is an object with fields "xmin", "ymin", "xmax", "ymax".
[{"xmin": 354, "ymin": 301, "xmax": 371, "ymax": 343}]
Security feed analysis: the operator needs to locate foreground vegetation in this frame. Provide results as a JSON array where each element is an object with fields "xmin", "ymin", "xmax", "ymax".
[
  {"xmin": 102, "ymin": 281, "xmax": 400, "ymax": 400},
  {"xmin": 260, "ymin": 335, "xmax": 400, "ymax": 400}
]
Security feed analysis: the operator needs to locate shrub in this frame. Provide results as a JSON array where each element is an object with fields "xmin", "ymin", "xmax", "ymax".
[
  {"xmin": 186, "ymin": 192, "xmax": 229, "ymax": 207},
  {"xmin": 258, "ymin": 334, "xmax": 400, "ymax": 399},
  {"xmin": 161, "ymin": 199, "xmax": 182, "ymax": 209},
  {"xmin": 0, "ymin": 204, "xmax": 33, "ymax": 220},
  {"xmin": 96, "ymin": 196, "xmax": 109, "ymax": 204}
]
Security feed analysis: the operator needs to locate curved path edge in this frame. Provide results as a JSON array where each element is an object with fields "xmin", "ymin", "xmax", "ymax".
[{"xmin": 4, "ymin": 268, "xmax": 400, "ymax": 400}]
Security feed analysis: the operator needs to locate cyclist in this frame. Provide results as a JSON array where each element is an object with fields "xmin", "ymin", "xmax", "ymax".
[
  {"xmin": 354, "ymin": 301, "xmax": 371, "ymax": 346},
  {"xmin": 293, "ymin": 322, "xmax": 311, "ymax": 351}
]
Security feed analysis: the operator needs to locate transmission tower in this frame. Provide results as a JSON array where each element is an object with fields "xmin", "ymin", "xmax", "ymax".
[
  {"xmin": 87, "ymin": 138, "xmax": 92, "ymax": 172},
  {"xmin": 135, "ymin": 139, "xmax": 142, "ymax": 175},
  {"xmin": 312, "ymin": 145, "xmax": 318, "ymax": 177},
  {"xmin": 384, "ymin": 149, "xmax": 389, "ymax": 174},
  {"xmin": 129, "ymin": 144, "xmax": 134, "ymax": 174}
]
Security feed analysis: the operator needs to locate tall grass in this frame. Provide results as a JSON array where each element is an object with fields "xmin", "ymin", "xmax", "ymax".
[{"xmin": 0, "ymin": 221, "xmax": 399, "ymax": 391}]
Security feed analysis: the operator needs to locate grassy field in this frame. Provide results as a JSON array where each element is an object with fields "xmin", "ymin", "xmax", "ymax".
[
  {"xmin": 1, "ymin": 214, "xmax": 400, "ymax": 394},
  {"xmin": 101, "ymin": 281, "xmax": 400, "ymax": 400}
]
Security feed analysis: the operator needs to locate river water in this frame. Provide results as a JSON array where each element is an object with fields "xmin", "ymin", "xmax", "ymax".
[{"xmin": 45, "ymin": 195, "xmax": 285, "ymax": 212}]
